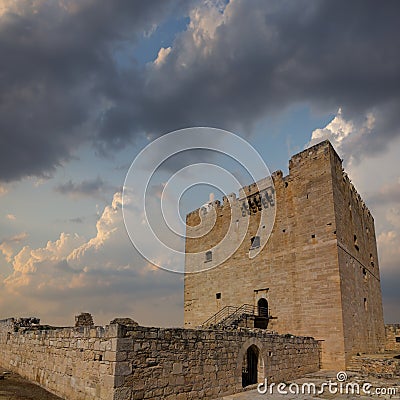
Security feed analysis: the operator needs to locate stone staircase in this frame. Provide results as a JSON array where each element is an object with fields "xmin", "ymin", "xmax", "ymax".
[{"xmin": 201, "ymin": 304, "xmax": 269, "ymax": 329}]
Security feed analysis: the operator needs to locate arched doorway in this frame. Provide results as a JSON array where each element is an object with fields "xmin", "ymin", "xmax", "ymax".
[
  {"xmin": 242, "ymin": 345, "xmax": 259, "ymax": 387},
  {"xmin": 258, "ymin": 298, "xmax": 268, "ymax": 318}
]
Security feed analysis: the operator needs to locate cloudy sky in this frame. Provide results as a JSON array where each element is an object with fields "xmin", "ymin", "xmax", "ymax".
[{"xmin": 0, "ymin": 0, "xmax": 399, "ymax": 327}]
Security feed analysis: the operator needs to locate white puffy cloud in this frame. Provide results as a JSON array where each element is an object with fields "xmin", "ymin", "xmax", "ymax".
[
  {"xmin": 0, "ymin": 232, "xmax": 28, "ymax": 263},
  {"xmin": 309, "ymin": 108, "xmax": 376, "ymax": 166},
  {"xmin": 68, "ymin": 192, "xmax": 121, "ymax": 265},
  {"xmin": 310, "ymin": 108, "xmax": 353, "ymax": 149},
  {"xmin": 0, "ymin": 192, "xmax": 182, "ymax": 326},
  {"xmin": 188, "ymin": 0, "xmax": 226, "ymax": 51},
  {"xmin": 153, "ymin": 47, "xmax": 172, "ymax": 67}
]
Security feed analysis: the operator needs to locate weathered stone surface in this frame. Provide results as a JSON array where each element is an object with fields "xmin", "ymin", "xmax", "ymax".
[
  {"xmin": 75, "ymin": 313, "xmax": 94, "ymax": 327},
  {"xmin": 348, "ymin": 353, "xmax": 400, "ymax": 378},
  {"xmin": 110, "ymin": 318, "xmax": 139, "ymax": 327},
  {"xmin": 184, "ymin": 140, "xmax": 385, "ymax": 370},
  {"xmin": 0, "ymin": 322, "xmax": 114, "ymax": 400},
  {"xmin": 385, "ymin": 324, "xmax": 400, "ymax": 351},
  {"xmin": 0, "ymin": 321, "xmax": 320, "ymax": 400},
  {"xmin": 113, "ymin": 326, "xmax": 320, "ymax": 400}
]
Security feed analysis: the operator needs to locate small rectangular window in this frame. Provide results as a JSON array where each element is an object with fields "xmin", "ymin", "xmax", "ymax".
[
  {"xmin": 396, "ymin": 337, "xmax": 400, "ymax": 343},
  {"xmin": 205, "ymin": 251, "xmax": 212, "ymax": 262},
  {"xmin": 216, "ymin": 293, "xmax": 221, "ymax": 300}
]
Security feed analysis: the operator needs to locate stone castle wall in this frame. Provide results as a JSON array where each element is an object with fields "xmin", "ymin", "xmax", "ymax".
[
  {"xmin": 113, "ymin": 326, "xmax": 320, "ymax": 400},
  {"xmin": 184, "ymin": 140, "xmax": 385, "ymax": 370},
  {"xmin": 0, "ymin": 319, "xmax": 320, "ymax": 400},
  {"xmin": 385, "ymin": 324, "xmax": 400, "ymax": 351},
  {"xmin": 330, "ymin": 150, "xmax": 386, "ymax": 364},
  {"xmin": 0, "ymin": 319, "xmax": 117, "ymax": 400}
]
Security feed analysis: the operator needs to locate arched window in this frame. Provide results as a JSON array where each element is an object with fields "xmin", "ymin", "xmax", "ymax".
[
  {"xmin": 258, "ymin": 298, "xmax": 268, "ymax": 318},
  {"xmin": 205, "ymin": 251, "xmax": 212, "ymax": 262}
]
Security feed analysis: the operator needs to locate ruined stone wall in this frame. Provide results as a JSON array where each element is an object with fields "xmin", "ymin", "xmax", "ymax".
[
  {"xmin": 114, "ymin": 326, "xmax": 320, "ymax": 400},
  {"xmin": 0, "ymin": 318, "xmax": 15, "ymax": 335},
  {"xmin": 385, "ymin": 325, "xmax": 400, "ymax": 351},
  {"xmin": 349, "ymin": 354, "xmax": 400, "ymax": 378},
  {"xmin": 184, "ymin": 140, "xmax": 385, "ymax": 370},
  {"xmin": 0, "ymin": 320, "xmax": 320, "ymax": 400},
  {"xmin": 0, "ymin": 321, "xmax": 118, "ymax": 400}
]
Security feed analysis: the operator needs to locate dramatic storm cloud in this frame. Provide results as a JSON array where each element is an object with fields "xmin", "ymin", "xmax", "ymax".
[
  {"xmin": 1, "ymin": 0, "xmax": 400, "ymax": 182},
  {"xmin": 0, "ymin": 0, "xmax": 184, "ymax": 181}
]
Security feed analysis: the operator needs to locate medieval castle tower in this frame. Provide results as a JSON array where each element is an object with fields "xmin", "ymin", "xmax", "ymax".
[{"xmin": 184, "ymin": 140, "xmax": 385, "ymax": 370}]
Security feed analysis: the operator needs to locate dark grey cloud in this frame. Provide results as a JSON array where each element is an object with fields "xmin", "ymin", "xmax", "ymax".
[
  {"xmin": 0, "ymin": 0, "xmax": 185, "ymax": 182},
  {"xmin": 91, "ymin": 0, "xmax": 400, "ymax": 158},
  {"xmin": 1, "ymin": 0, "xmax": 400, "ymax": 182},
  {"xmin": 54, "ymin": 176, "xmax": 113, "ymax": 198},
  {"xmin": 381, "ymin": 268, "xmax": 400, "ymax": 324}
]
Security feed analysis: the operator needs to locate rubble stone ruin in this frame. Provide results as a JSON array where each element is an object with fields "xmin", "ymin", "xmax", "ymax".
[{"xmin": 75, "ymin": 313, "xmax": 94, "ymax": 327}]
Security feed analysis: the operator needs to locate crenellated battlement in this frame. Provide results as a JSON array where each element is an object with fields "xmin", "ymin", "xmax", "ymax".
[{"xmin": 186, "ymin": 175, "xmax": 276, "ymax": 226}]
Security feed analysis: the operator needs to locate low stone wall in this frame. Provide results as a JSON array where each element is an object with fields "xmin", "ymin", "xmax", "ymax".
[
  {"xmin": 0, "ymin": 321, "xmax": 118, "ymax": 400},
  {"xmin": 385, "ymin": 324, "xmax": 400, "ymax": 352},
  {"xmin": 0, "ymin": 319, "xmax": 321, "ymax": 400},
  {"xmin": 114, "ymin": 327, "xmax": 320, "ymax": 400},
  {"xmin": 349, "ymin": 354, "xmax": 400, "ymax": 378}
]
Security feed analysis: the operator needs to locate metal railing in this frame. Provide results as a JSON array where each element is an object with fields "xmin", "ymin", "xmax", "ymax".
[
  {"xmin": 201, "ymin": 305, "xmax": 241, "ymax": 328},
  {"xmin": 201, "ymin": 304, "xmax": 269, "ymax": 328}
]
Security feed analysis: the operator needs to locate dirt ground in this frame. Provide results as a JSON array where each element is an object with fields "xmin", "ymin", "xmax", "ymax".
[{"xmin": 0, "ymin": 368, "xmax": 63, "ymax": 400}]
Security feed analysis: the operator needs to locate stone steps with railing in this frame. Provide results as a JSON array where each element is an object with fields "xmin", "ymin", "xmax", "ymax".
[{"xmin": 200, "ymin": 304, "xmax": 269, "ymax": 330}]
